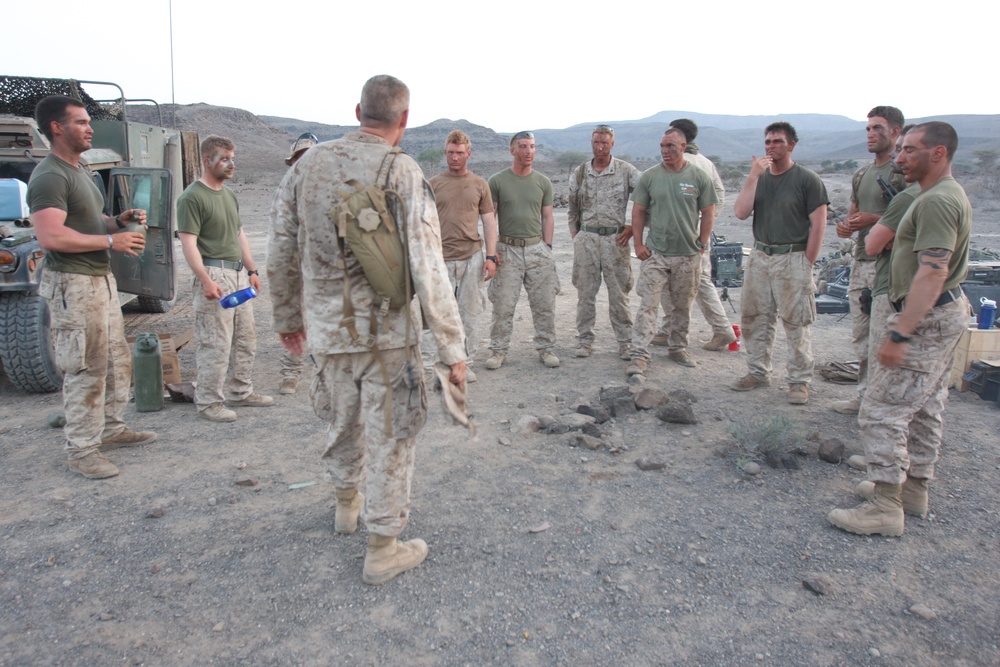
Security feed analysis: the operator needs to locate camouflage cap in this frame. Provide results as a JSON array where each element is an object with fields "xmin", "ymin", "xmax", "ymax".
[{"xmin": 285, "ymin": 132, "xmax": 318, "ymax": 166}]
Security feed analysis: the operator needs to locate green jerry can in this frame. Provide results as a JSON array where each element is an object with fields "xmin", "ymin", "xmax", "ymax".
[{"xmin": 133, "ymin": 333, "xmax": 164, "ymax": 412}]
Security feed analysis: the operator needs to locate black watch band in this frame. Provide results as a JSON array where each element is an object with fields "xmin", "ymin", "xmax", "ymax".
[
  {"xmin": 115, "ymin": 214, "xmax": 126, "ymax": 229},
  {"xmin": 247, "ymin": 269, "xmax": 259, "ymax": 277},
  {"xmin": 485, "ymin": 255, "xmax": 497, "ymax": 263},
  {"xmin": 888, "ymin": 330, "xmax": 911, "ymax": 344}
]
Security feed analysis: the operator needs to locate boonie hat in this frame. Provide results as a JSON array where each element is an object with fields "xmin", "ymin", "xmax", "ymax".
[{"xmin": 285, "ymin": 132, "xmax": 318, "ymax": 165}]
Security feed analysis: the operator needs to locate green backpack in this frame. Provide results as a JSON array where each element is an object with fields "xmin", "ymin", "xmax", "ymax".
[{"xmin": 327, "ymin": 147, "xmax": 416, "ymax": 436}]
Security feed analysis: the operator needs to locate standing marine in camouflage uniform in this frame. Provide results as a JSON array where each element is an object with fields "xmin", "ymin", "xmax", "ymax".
[
  {"xmin": 652, "ymin": 119, "xmax": 735, "ymax": 352},
  {"xmin": 273, "ymin": 132, "xmax": 318, "ymax": 395},
  {"xmin": 829, "ymin": 122, "xmax": 971, "ymax": 537},
  {"xmin": 27, "ymin": 95, "xmax": 157, "ymax": 479},
  {"xmin": 627, "ymin": 128, "xmax": 718, "ymax": 379},
  {"xmin": 178, "ymin": 136, "xmax": 274, "ymax": 423},
  {"xmin": 831, "ymin": 107, "xmax": 906, "ymax": 415},
  {"xmin": 568, "ymin": 124, "xmax": 640, "ymax": 361},
  {"xmin": 485, "ymin": 131, "xmax": 560, "ymax": 370},
  {"xmin": 268, "ymin": 75, "xmax": 467, "ymax": 585},
  {"xmin": 428, "ymin": 129, "xmax": 497, "ymax": 383},
  {"xmin": 731, "ymin": 122, "xmax": 829, "ymax": 405}
]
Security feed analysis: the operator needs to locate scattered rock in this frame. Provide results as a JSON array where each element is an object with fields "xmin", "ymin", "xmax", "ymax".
[
  {"xmin": 212, "ymin": 622, "xmax": 225, "ymax": 632},
  {"xmin": 802, "ymin": 575, "xmax": 833, "ymax": 595},
  {"xmin": 817, "ymin": 438, "xmax": 845, "ymax": 463},
  {"xmin": 909, "ymin": 603, "xmax": 937, "ymax": 621},
  {"xmin": 656, "ymin": 404, "xmax": 697, "ymax": 424},
  {"xmin": 511, "ymin": 415, "xmax": 541, "ymax": 434},
  {"xmin": 740, "ymin": 462, "xmax": 761, "ymax": 476},
  {"xmin": 599, "ymin": 385, "xmax": 632, "ymax": 403},
  {"xmin": 559, "ymin": 413, "xmax": 596, "ymax": 429},
  {"xmin": 208, "ymin": 497, "xmax": 217, "ymax": 507},
  {"xmin": 627, "ymin": 374, "xmax": 645, "ymax": 386},
  {"xmin": 47, "ymin": 411, "xmax": 66, "ymax": 428},
  {"xmin": 634, "ymin": 387, "xmax": 668, "ymax": 410},
  {"xmin": 498, "ymin": 437, "xmax": 512, "ymax": 446},
  {"xmin": 150, "ymin": 564, "xmax": 161, "ymax": 574},
  {"xmin": 847, "ymin": 454, "xmax": 867, "ymax": 470},
  {"xmin": 610, "ymin": 397, "xmax": 637, "ymax": 418},
  {"xmin": 528, "ymin": 522, "xmax": 550, "ymax": 533},
  {"xmin": 581, "ymin": 422, "xmax": 605, "ymax": 439},
  {"xmin": 571, "ymin": 433, "xmax": 604, "ymax": 450},
  {"xmin": 145, "ymin": 507, "xmax": 165, "ymax": 519},
  {"xmin": 764, "ymin": 450, "xmax": 802, "ymax": 470},
  {"xmin": 868, "ymin": 648, "xmax": 881, "ymax": 658},
  {"xmin": 695, "ymin": 556, "xmax": 708, "ymax": 566},
  {"xmin": 576, "ymin": 403, "xmax": 611, "ymax": 423},
  {"xmin": 635, "ymin": 457, "xmax": 666, "ymax": 471},
  {"xmin": 542, "ymin": 423, "xmax": 570, "ymax": 435},
  {"xmin": 97, "ymin": 613, "xmax": 113, "ymax": 621},
  {"xmin": 234, "ymin": 477, "xmax": 258, "ymax": 487},
  {"xmin": 538, "ymin": 415, "xmax": 557, "ymax": 428},
  {"xmin": 668, "ymin": 389, "xmax": 697, "ymax": 405}
]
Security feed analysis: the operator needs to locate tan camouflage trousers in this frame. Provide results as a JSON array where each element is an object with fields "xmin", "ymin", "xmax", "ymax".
[
  {"xmin": 631, "ymin": 253, "xmax": 700, "ymax": 360},
  {"xmin": 659, "ymin": 251, "xmax": 732, "ymax": 337},
  {"xmin": 311, "ymin": 346, "xmax": 427, "ymax": 537},
  {"xmin": 860, "ymin": 298, "xmax": 968, "ymax": 484},
  {"xmin": 741, "ymin": 250, "xmax": 816, "ymax": 383},
  {"xmin": 192, "ymin": 266, "xmax": 258, "ymax": 409},
  {"xmin": 488, "ymin": 242, "xmax": 558, "ymax": 352},
  {"xmin": 867, "ymin": 293, "xmax": 894, "ymax": 374},
  {"xmin": 848, "ymin": 258, "xmax": 877, "ymax": 399},
  {"xmin": 40, "ymin": 271, "xmax": 131, "ymax": 457},
  {"xmin": 280, "ymin": 349, "xmax": 304, "ymax": 380},
  {"xmin": 572, "ymin": 231, "xmax": 633, "ymax": 347},
  {"xmin": 448, "ymin": 252, "xmax": 487, "ymax": 363}
]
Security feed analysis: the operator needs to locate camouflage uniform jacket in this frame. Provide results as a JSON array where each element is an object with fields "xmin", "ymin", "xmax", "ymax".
[
  {"xmin": 268, "ymin": 131, "xmax": 465, "ymax": 364},
  {"xmin": 567, "ymin": 157, "xmax": 640, "ymax": 235}
]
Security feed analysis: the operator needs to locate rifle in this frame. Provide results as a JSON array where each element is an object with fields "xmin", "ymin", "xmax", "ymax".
[{"xmin": 877, "ymin": 175, "xmax": 899, "ymax": 201}]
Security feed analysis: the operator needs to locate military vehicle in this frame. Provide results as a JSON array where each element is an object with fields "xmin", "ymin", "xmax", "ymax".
[{"xmin": 0, "ymin": 76, "xmax": 198, "ymax": 393}]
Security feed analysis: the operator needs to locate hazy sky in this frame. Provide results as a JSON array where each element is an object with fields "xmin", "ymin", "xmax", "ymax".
[{"xmin": 3, "ymin": 0, "xmax": 991, "ymax": 132}]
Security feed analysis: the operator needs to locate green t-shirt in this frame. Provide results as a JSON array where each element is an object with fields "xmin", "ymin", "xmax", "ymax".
[
  {"xmin": 632, "ymin": 162, "xmax": 719, "ymax": 256},
  {"xmin": 487, "ymin": 168, "xmax": 552, "ymax": 239},
  {"xmin": 889, "ymin": 177, "xmax": 971, "ymax": 303},
  {"xmin": 176, "ymin": 181, "xmax": 243, "ymax": 262},
  {"xmin": 751, "ymin": 164, "xmax": 829, "ymax": 245},
  {"xmin": 872, "ymin": 184, "xmax": 920, "ymax": 297},
  {"xmin": 27, "ymin": 154, "xmax": 109, "ymax": 276},
  {"xmin": 852, "ymin": 161, "xmax": 901, "ymax": 260}
]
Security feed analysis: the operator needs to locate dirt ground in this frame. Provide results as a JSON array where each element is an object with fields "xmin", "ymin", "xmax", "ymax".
[{"xmin": 1, "ymin": 163, "xmax": 999, "ymax": 667}]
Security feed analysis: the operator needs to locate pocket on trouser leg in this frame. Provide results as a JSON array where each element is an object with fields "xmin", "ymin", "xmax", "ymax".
[
  {"xmin": 53, "ymin": 328, "xmax": 87, "ymax": 374},
  {"xmin": 389, "ymin": 357, "xmax": 427, "ymax": 439}
]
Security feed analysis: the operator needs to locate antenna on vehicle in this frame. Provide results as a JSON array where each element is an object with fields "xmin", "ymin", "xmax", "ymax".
[{"xmin": 169, "ymin": 0, "xmax": 176, "ymax": 129}]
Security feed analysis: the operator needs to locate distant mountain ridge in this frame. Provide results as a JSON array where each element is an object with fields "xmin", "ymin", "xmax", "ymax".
[{"xmin": 262, "ymin": 110, "xmax": 1000, "ymax": 164}]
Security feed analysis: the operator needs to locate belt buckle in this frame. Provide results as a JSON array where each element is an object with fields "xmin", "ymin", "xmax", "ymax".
[{"xmin": 763, "ymin": 245, "xmax": 774, "ymax": 256}]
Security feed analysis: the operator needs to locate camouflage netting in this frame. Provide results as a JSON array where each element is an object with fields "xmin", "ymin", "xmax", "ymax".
[{"xmin": 0, "ymin": 76, "xmax": 122, "ymax": 121}]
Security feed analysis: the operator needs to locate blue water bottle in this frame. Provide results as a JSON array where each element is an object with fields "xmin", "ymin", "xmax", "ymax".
[
  {"xmin": 979, "ymin": 297, "xmax": 997, "ymax": 330},
  {"xmin": 220, "ymin": 286, "xmax": 258, "ymax": 309}
]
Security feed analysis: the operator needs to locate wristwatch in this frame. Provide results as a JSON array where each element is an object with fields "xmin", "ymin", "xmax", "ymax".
[
  {"xmin": 696, "ymin": 240, "xmax": 708, "ymax": 250},
  {"xmin": 485, "ymin": 255, "xmax": 497, "ymax": 264},
  {"xmin": 888, "ymin": 330, "xmax": 911, "ymax": 344},
  {"xmin": 247, "ymin": 269, "xmax": 259, "ymax": 277},
  {"xmin": 114, "ymin": 214, "xmax": 126, "ymax": 229}
]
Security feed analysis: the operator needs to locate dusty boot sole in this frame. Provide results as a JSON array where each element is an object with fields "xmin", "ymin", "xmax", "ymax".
[{"xmin": 827, "ymin": 505, "xmax": 904, "ymax": 537}]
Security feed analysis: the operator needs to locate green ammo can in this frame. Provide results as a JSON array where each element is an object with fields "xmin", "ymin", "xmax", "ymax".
[{"xmin": 133, "ymin": 333, "xmax": 164, "ymax": 412}]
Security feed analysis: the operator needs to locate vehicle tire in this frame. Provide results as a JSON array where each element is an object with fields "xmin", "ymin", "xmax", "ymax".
[
  {"xmin": 0, "ymin": 292, "xmax": 63, "ymax": 393},
  {"xmin": 136, "ymin": 294, "xmax": 176, "ymax": 313}
]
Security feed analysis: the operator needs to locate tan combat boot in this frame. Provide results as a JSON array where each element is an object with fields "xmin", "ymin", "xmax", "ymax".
[
  {"xmin": 362, "ymin": 534, "xmax": 428, "ymax": 585},
  {"xmin": 828, "ymin": 482, "xmax": 904, "ymax": 536},
  {"xmin": 855, "ymin": 477, "xmax": 929, "ymax": 518},
  {"xmin": 334, "ymin": 488, "xmax": 365, "ymax": 534}
]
